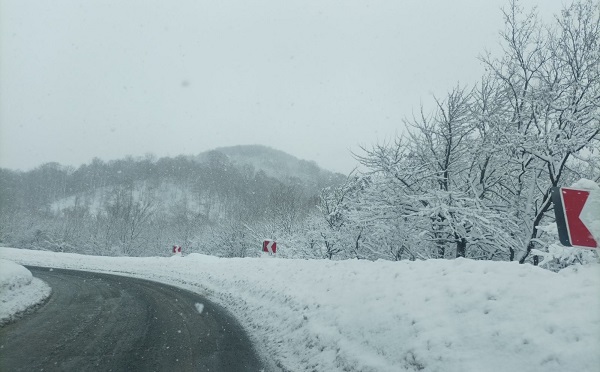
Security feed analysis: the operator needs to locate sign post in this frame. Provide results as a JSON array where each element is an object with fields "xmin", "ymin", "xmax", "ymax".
[
  {"xmin": 172, "ymin": 245, "xmax": 182, "ymax": 254},
  {"xmin": 262, "ymin": 240, "xmax": 277, "ymax": 255},
  {"xmin": 551, "ymin": 187, "xmax": 598, "ymax": 248}
]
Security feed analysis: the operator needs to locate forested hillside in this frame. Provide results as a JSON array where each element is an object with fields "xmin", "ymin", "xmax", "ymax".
[
  {"xmin": 197, "ymin": 145, "xmax": 338, "ymax": 194},
  {"xmin": 0, "ymin": 146, "xmax": 344, "ymax": 257}
]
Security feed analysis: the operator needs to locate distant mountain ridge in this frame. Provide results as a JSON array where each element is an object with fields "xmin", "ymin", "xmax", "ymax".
[
  {"xmin": 0, "ymin": 144, "xmax": 344, "ymax": 255},
  {"xmin": 195, "ymin": 145, "xmax": 345, "ymax": 193}
]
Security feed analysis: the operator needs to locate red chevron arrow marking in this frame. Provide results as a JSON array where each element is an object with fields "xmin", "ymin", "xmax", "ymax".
[{"xmin": 561, "ymin": 188, "xmax": 597, "ymax": 248}]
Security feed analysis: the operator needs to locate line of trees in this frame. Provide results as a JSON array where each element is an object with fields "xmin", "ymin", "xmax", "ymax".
[{"xmin": 305, "ymin": 0, "xmax": 600, "ymax": 268}]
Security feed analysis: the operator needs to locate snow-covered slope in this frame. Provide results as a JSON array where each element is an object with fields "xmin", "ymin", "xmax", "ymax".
[
  {"xmin": 1, "ymin": 247, "xmax": 598, "ymax": 372},
  {"xmin": 0, "ymin": 259, "xmax": 51, "ymax": 325},
  {"xmin": 50, "ymin": 181, "xmax": 207, "ymax": 216},
  {"xmin": 197, "ymin": 145, "xmax": 345, "ymax": 190}
]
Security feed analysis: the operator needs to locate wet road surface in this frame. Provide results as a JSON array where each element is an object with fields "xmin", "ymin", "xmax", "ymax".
[{"xmin": 0, "ymin": 267, "xmax": 266, "ymax": 371}]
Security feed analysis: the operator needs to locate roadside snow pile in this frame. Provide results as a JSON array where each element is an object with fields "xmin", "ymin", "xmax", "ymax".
[
  {"xmin": 0, "ymin": 259, "xmax": 51, "ymax": 325},
  {"xmin": 1, "ymin": 248, "xmax": 599, "ymax": 372}
]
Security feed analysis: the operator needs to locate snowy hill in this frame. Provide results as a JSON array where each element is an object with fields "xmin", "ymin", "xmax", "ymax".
[
  {"xmin": 41, "ymin": 145, "xmax": 344, "ymax": 217},
  {"xmin": 2, "ymin": 247, "xmax": 598, "ymax": 372},
  {"xmin": 195, "ymin": 145, "xmax": 345, "ymax": 192},
  {"xmin": 1, "ymin": 146, "xmax": 345, "ymax": 256}
]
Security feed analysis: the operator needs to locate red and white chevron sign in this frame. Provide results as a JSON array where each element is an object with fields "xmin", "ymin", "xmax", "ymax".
[
  {"xmin": 262, "ymin": 240, "xmax": 277, "ymax": 254},
  {"xmin": 552, "ymin": 187, "xmax": 599, "ymax": 248},
  {"xmin": 172, "ymin": 245, "xmax": 182, "ymax": 254}
]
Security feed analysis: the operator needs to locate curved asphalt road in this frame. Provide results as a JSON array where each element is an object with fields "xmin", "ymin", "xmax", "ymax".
[{"xmin": 0, "ymin": 267, "xmax": 266, "ymax": 372}]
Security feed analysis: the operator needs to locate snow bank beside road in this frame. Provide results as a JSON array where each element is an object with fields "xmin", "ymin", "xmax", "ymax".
[
  {"xmin": 0, "ymin": 259, "xmax": 51, "ymax": 325},
  {"xmin": 1, "ymin": 247, "xmax": 599, "ymax": 372}
]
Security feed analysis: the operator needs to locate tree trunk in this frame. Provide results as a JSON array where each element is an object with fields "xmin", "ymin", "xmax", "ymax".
[
  {"xmin": 456, "ymin": 236, "xmax": 467, "ymax": 258},
  {"xmin": 519, "ymin": 193, "xmax": 552, "ymax": 265}
]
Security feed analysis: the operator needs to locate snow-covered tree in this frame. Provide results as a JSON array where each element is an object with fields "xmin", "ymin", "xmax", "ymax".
[
  {"xmin": 318, "ymin": 0, "xmax": 600, "ymax": 265},
  {"xmin": 481, "ymin": 0, "xmax": 600, "ymax": 263}
]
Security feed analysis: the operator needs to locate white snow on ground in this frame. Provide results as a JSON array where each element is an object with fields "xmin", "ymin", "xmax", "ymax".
[
  {"xmin": 0, "ymin": 259, "xmax": 51, "ymax": 325},
  {"xmin": 1, "ymin": 247, "xmax": 599, "ymax": 372}
]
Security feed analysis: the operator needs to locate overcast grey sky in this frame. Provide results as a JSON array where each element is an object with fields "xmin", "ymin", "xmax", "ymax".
[{"xmin": 0, "ymin": 0, "xmax": 564, "ymax": 174}]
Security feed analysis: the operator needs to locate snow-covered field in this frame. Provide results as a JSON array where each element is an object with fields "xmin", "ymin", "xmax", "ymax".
[
  {"xmin": 1, "ymin": 247, "xmax": 598, "ymax": 372},
  {"xmin": 0, "ymin": 258, "xmax": 51, "ymax": 325}
]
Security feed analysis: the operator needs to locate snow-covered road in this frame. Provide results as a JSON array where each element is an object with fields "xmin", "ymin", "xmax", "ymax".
[{"xmin": 1, "ymin": 247, "xmax": 598, "ymax": 372}]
